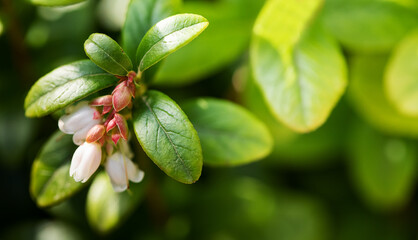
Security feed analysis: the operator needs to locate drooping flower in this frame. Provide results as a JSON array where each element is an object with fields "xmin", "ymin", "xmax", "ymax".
[
  {"xmin": 58, "ymin": 104, "xmax": 101, "ymax": 145},
  {"xmin": 70, "ymin": 142, "xmax": 102, "ymax": 183},
  {"xmin": 105, "ymin": 144, "xmax": 144, "ymax": 192}
]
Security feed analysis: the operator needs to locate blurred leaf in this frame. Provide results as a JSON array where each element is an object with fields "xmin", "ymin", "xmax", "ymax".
[
  {"xmin": 322, "ymin": 1, "xmax": 418, "ymax": 53},
  {"xmin": 155, "ymin": 0, "xmax": 264, "ymax": 86},
  {"xmin": 1, "ymin": 221, "xmax": 85, "ymax": 240},
  {"xmin": 30, "ymin": 0, "xmax": 86, "ymax": 6},
  {"xmin": 251, "ymin": 0, "xmax": 347, "ymax": 132},
  {"xmin": 30, "ymin": 131, "xmax": 83, "ymax": 207},
  {"xmin": 24, "ymin": 60, "xmax": 118, "ymax": 117},
  {"xmin": 122, "ymin": 0, "xmax": 181, "ymax": 64},
  {"xmin": 243, "ymin": 70, "xmax": 346, "ymax": 168},
  {"xmin": 181, "ymin": 98, "xmax": 272, "ymax": 166},
  {"xmin": 133, "ymin": 90, "xmax": 202, "ymax": 184},
  {"xmin": 385, "ymin": 31, "xmax": 418, "ymax": 116},
  {"xmin": 84, "ymin": 33, "xmax": 133, "ymax": 76},
  {"xmin": 136, "ymin": 14, "xmax": 209, "ymax": 72},
  {"xmin": 347, "ymin": 122, "xmax": 417, "ymax": 211},
  {"xmin": 86, "ymin": 171, "xmax": 145, "ymax": 233},
  {"xmin": 348, "ymin": 55, "xmax": 418, "ymax": 137}
]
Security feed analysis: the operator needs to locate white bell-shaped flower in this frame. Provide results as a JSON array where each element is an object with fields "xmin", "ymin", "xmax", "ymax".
[
  {"xmin": 105, "ymin": 151, "xmax": 144, "ymax": 192},
  {"xmin": 70, "ymin": 142, "xmax": 102, "ymax": 183},
  {"xmin": 58, "ymin": 105, "xmax": 101, "ymax": 145}
]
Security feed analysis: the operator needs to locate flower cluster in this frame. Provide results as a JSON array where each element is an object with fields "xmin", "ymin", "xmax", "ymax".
[{"xmin": 58, "ymin": 72, "xmax": 144, "ymax": 192}]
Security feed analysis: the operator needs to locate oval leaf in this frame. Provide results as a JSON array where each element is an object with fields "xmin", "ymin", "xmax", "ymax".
[
  {"xmin": 86, "ymin": 172, "xmax": 145, "ymax": 233},
  {"xmin": 30, "ymin": 0, "xmax": 85, "ymax": 6},
  {"xmin": 133, "ymin": 90, "xmax": 202, "ymax": 184},
  {"xmin": 30, "ymin": 131, "xmax": 83, "ymax": 207},
  {"xmin": 122, "ymin": 0, "xmax": 180, "ymax": 64},
  {"xmin": 24, "ymin": 60, "xmax": 118, "ymax": 117},
  {"xmin": 84, "ymin": 33, "xmax": 133, "ymax": 76},
  {"xmin": 348, "ymin": 55, "xmax": 418, "ymax": 138},
  {"xmin": 348, "ymin": 122, "xmax": 416, "ymax": 211},
  {"xmin": 136, "ymin": 13, "xmax": 209, "ymax": 72},
  {"xmin": 251, "ymin": 0, "xmax": 347, "ymax": 132},
  {"xmin": 181, "ymin": 98, "xmax": 273, "ymax": 166},
  {"xmin": 385, "ymin": 31, "xmax": 418, "ymax": 116}
]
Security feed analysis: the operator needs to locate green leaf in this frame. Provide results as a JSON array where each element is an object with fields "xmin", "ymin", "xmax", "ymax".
[
  {"xmin": 322, "ymin": 1, "xmax": 418, "ymax": 53},
  {"xmin": 251, "ymin": 0, "xmax": 347, "ymax": 132},
  {"xmin": 348, "ymin": 122, "xmax": 416, "ymax": 211},
  {"xmin": 86, "ymin": 172, "xmax": 145, "ymax": 233},
  {"xmin": 181, "ymin": 98, "xmax": 272, "ymax": 166},
  {"xmin": 242, "ymin": 66, "xmax": 346, "ymax": 168},
  {"xmin": 122, "ymin": 0, "xmax": 181, "ymax": 65},
  {"xmin": 133, "ymin": 90, "xmax": 202, "ymax": 184},
  {"xmin": 24, "ymin": 60, "xmax": 118, "ymax": 117},
  {"xmin": 136, "ymin": 14, "xmax": 209, "ymax": 72},
  {"xmin": 30, "ymin": 0, "xmax": 85, "ymax": 6},
  {"xmin": 30, "ymin": 131, "xmax": 83, "ymax": 207},
  {"xmin": 154, "ymin": 0, "xmax": 263, "ymax": 86},
  {"xmin": 84, "ymin": 33, "xmax": 133, "ymax": 76},
  {"xmin": 385, "ymin": 31, "xmax": 418, "ymax": 116},
  {"xmin": 348, "ymin": 55, "xmax": 418, "ymax": 137}
]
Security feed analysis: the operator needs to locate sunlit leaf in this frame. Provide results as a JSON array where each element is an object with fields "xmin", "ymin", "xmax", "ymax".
[
  {"xmin": 24, "ymin": 60, "xmax": 118, "ymax": 117},
  {"xmin": 133, "ymin": 90, "xmax": 202, "ymax": 184},
  {"xmin": 182, "ymin": 98, "xmax": 272, "ymax": 166},
  {"xmin": 251, "ymin": 0, "xmax": 347, "ymax": 132},
  {"xmin": 136, "ymin": 14, "xmax": 209, "ymax": 72},
  {"xmin": 348, "ymin": 55, "xmax": 418, "ymax": 137},
  {"xmin": 385, "ymin": 31, "xmax": 418, "ymax": 116},
  {"xmin": 30, "ymin": 131, "xmax": 83, "ymax": 207},
  {"xmin": 84, "ymin": 33, "xmax": 133, "ymax": 76}
]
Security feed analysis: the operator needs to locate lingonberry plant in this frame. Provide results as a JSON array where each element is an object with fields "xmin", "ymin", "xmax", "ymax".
[{"xmin": 23, "ymin": 0, "xmax": 273, "ymax": 232}]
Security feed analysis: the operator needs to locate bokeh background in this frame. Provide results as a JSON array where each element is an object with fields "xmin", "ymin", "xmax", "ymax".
[{"xmin": 1, "ymin": 0, "xmax": 418, "ymax": 239}]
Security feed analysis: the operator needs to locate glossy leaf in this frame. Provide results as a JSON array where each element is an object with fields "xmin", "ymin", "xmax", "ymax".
[
  {"xmin": 154, "ymin": 0, "xmax": 263, "ymax": 86},
  {"xmin": 385, "ymin": 31, "xmax": 418, "ymax": 116},
  {"xmin": 30, "ymin": 131, "xmax": 82, "ymax": 207},
  {"xmin": 136, "ymin": 14, "xmax": 209, "ymax": 72},
  {"xmin": 24, "ymin": 60, "xmax": 118, "ymax": 117},
  {"xmin": 348, "ymin": 55, "xmax": 418, "ymax": 137},
  {"xmin": 122, "ymin": 0, "xmax": 181, "ymax": 64},
  {"xmin": 348, "ymin": 122, "xmax": 416, "ymax": 211},
  {"xmin": 181, "ymin": 98, "xmax": 272, "ymax": 166},
  {"xmin": 30, "ymin": 0, "xmax": 85, "ymax": 6},
  {"xmin": 251, "ymin": 0, "xmax": 347, "ymax": 132},
  {"xmin": 133, "ymin": 90, "xmax": 202, "ymax": 184},
  {"xmin": 84, "ymin": 33, "xmax": 133, "ymax": 76},
  {"xmin": 322, "ymin": 1, "xmax": 418, "ymax": 53},
  {"xmin": 86, "ymin": 172, "xmax": 145, "ymax": 233}
]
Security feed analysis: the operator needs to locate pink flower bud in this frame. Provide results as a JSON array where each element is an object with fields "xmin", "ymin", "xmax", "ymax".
[
  {"xmin": 112, "ymin": 133, "xmax": 121, "ymax": 145},
  {"xmin": 112, "ymin": 82, "xmax": 132, "ymax": 112},
  {"xmin": 106, "ymin": 118, "xmax": 117, "ymax": 132},
  {"xmin": 70, "ymin": 142, "xmax": 102, "ymax": 183},
  {"xmin": 90, "ymin": 95, "xmax": 113, "ymax": 107},
  {"xmin": 85, "ymin": 124, "xmax": 105, "ymax": 143},
  {"xmin": 114, "ymin": 113, "xmax": 128, "ymax": 140}
]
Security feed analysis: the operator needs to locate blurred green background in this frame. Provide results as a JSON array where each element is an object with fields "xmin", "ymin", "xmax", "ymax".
[{"xmin": 1, "ymin": 0, "xmax": 418, "ymax": 239}]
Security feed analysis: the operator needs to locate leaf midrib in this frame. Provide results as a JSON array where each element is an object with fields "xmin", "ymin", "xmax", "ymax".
[
  {"xmin": 141, "ymin": 95, "xmax": 193, "ymax": 180},
  {"xmin": 89, "ymin": 38, "xmax": 130, "ymax": 74},
  {"xmin": 26, "ymin": 73, "xmax": 112, "ymax": 112}
]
